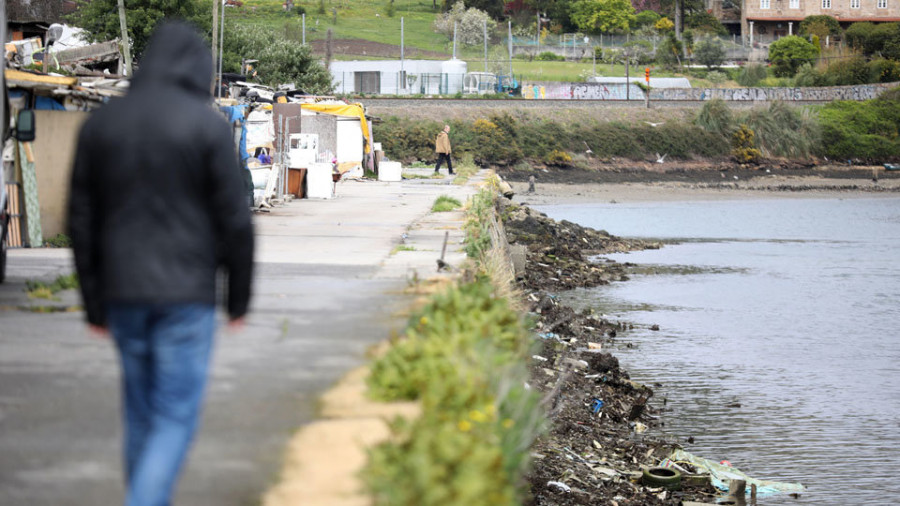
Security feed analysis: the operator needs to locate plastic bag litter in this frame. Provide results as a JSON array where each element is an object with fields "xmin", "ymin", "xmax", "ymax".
[{"xmin": 660, "ymin": 449, "xmax": 805, "ymax": 497}]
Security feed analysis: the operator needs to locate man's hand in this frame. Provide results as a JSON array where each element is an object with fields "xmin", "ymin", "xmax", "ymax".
[
  {"xmin": 88, "ymin": 324, "xmax": 109, "ymax": 338},
  {"xmin": 227, "ymin": 317, "xmax": 246, "ymax": 332}
]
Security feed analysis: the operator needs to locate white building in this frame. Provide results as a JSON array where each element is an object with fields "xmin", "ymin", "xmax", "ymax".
[{"xmin": 330, "ymin": 59, "xmax": 468, "ymax": 95}]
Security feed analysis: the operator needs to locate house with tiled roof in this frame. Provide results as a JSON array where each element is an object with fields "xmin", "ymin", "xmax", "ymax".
[{"xmin": 741, "ymin": 0, "xmax": 900, "ymax": 44}]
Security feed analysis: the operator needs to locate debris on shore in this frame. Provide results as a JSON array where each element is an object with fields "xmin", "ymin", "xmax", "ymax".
[
  {"xmin": 500, "ymin": 199, "xmax": 661, "ymax": 293},
  {"xmin": 500, "ymin": 197, "xmax": 720, "ymax": 505}
]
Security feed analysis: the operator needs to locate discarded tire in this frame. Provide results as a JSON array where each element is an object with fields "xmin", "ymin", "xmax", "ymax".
[{"xmin": 642, "ymin": 467, "xmax": 682, "ymax": 490}]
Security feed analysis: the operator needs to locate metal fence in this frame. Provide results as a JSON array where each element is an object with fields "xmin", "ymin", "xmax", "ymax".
[
  {"xmin": 332, "ymin": 72, "xmax": 468, "ymax": 96},
  {"xmin": 508, "ymin": 34, "xmax": 750, "ymax": 61}
]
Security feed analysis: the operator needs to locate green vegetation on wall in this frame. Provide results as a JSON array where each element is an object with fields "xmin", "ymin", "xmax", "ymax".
[
  {"xmin": 365, "ymin": 184, "xmax": 544, "ymax": 505},
  {"xmin": 818, "ymin": 88, "xmax": 900, "ymax": 161},
  {"xmin": 375, "ymin": 112, "xmax": 729, "ymax": 167}
]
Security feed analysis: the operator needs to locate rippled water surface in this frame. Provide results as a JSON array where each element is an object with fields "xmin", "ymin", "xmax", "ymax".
[{"xmin": 536, "ymin": 197, "xmax": 900, "ymax": 505}]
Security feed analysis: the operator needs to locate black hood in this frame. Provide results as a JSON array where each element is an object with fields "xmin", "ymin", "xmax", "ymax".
[{"xmin": 132, "ymin": 21, "xmax": 212, "ymax": 96}]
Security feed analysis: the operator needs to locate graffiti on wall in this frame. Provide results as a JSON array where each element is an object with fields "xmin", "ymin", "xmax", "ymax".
[
  {"xmin": 522, "ymin": 83, "xmax": 646, "ymax": 100},
  {"xmin": 520, "ymin": 82, "xmax": 897, "ymax": 101}
]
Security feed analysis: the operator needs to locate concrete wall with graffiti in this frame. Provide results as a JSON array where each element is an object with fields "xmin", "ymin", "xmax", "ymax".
[{"xmin": 520, "ymin": 82, "xmax": 898, "ymax": 101}]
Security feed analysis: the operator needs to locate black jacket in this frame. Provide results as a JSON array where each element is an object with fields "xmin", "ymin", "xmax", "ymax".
[{"xmin": 69, "ymin": 22, "xmax": 254, "ymax": 326}]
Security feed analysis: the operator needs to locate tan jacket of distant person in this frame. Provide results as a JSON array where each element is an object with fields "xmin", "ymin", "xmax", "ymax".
[{"xmin": 435, "ymin": 129, "xmax": 451, "ymax": 154}]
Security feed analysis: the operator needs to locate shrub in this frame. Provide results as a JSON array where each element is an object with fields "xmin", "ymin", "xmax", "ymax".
[
  {"xmin": 686, "ymin": 11, "xmax": 729, "ymax": 35},
  {"xmin": 657, "ymin": 32, "xmax": 683, "ymax": 67},
  {"xmin": 793, "ymin": 63, "xmax": 824, "ymax": 87},
  {"xmin": 471, "ymin": 118, "xmax": 522, "ymax": 166},
  {"xmin": 434, "ymin": 1, "xmax": 496, "ymax": 46},
  {"xmin": 736, "ymin": 63, "xmax": 768, "ymax": 86},
  {"xmin": 744, "ymin": 101, "xmax": 820, "ymax": 158},
  {"xmin": 432, "ymin": 195, "xmax": 462, "ymax": 212},
  {"xmin": 364, "ymin": 187, "xmax": 544, "ymax": 504},
  {"xmin": 223, "ymin": 24, "xmax": 333, "ymax": 91},
  {"xmin": 868, "ymin": 58, "xmax": 900, "ymax": 83},
  {"xmin": 731, "ymin": 124, "xmax": 761, "ymax": 163},
  {"xmin": 845, "ymin": 22, "xmax": 876, "ymax": 52},
  {"xmin": 798, "ymin": 15, "xmax": 841, "ymax": 37},
  {"xmin": 845, "ymin": 21, "xmax": 900, "ymax": 57},
  {"xmin": 768, "ymin": 36, "xmax": 820, "ymax": 77},
  {"xmin": 623, "ymin": 39, "xmax": 654, "ymax": 64},
  {"xmin": 375, "ymin": 117, "xmax": 443, "ymax": 163},
  {"xmin": 44, "ymin": 233, "xmax": 73, "ymax": 248},
  {"xmin": 696, "ymin": 98, "xmax": 736, "ymax": 138},
  {"xmin": 543, "ymin": 149, "xmax": 573, "ymax": 165},
  {"xmin": 820, "ymin": 55, "xmax": 871, "ymax": 86},
  {"xmin": 26, "ymin": 274, "xmax": 80, "ymax": 300},
  {"xmin": 707, "ymin": 70, "xmax": 727, "ymax": 87},
  {"xmin": 365, "ymin": 276, "xmax": 542, "ymax": 506},
  {"xmin": 694, "ymin": 37, "xmax": 726, "ymax": 69},
  {"xmin": 655, "ymin": 16, "xmax": 674, "ymax": 32},
  {"xmin": 376, "ymin": 113, "xmax": 730, "ymax": 166},
  {"xmin": 818, "ymin": 95, "xmax": 900, "ymax": 161},
  {"xmin": 535, "ymin": 51, "xmax": 565, "ymax": 61},
  {"xmin": 633, "ymin": 10, "xmax": 661, "ymax": 29}
]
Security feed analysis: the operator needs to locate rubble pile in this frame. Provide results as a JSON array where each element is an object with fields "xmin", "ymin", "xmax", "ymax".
[{"xmin": 503, "ymin": 201, "xmax": 718, "ymax": 505}]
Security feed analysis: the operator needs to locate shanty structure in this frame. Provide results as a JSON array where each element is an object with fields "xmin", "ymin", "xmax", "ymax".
[{"xmin": 3, "ymin": 69, "xmax": 125, "ymax": 247}]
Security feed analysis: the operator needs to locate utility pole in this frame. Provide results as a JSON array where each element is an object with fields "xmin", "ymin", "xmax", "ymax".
[
  {"xmin": 483, "ymin": 19, "xmax": 488, "ymax": 72},
  {"xmin": 117, "ymin": 0, "xmax": 133, "ymax": 76},
  {"xmin": 453, "ymin": 22, "xmax": 457, "ymax": 59},
  {"xmin": 218, "ymin": 0, "xmax": 225, "ymax": 98},
  {"xmin": 625, "ymin": 54, "xmax": 630, "ymax": 101},
  {"xmin": 508, "ymin": 21, "xmax": 512, "ymax": 77},
  {"xmin": 211, "ymin": 0, "xmax": 219, "ymax": 93}
]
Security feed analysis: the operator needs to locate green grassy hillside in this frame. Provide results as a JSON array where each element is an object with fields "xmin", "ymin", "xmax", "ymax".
[{"xmin": 228, "ymin": 0, "xmax": 711, "ymax": 83}]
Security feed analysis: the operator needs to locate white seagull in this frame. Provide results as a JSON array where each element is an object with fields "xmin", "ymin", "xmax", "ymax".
[{"xmin": 655, "ymin": 153, "xmax": 667, "ymax": 164}]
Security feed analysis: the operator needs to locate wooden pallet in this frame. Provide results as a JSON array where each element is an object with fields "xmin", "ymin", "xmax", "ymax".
[{"xmin": 5, "ymin": 182, "xmax": 24, "ymax": 248}]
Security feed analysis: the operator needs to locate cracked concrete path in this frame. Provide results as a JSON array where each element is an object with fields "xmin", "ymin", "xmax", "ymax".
[{"xmin": 0, "ymin": 175, "xmax": 478, "ymax": 505}]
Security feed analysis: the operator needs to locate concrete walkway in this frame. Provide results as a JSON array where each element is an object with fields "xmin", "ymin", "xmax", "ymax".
[{"xmin": 0, "ymin": 173, "xmax": 479, "ymax": 505}]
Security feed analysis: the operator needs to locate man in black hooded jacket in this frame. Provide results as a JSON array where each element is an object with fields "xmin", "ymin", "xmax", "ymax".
[{"xmin": 68, "ymin": 21, "xmax": 254, "ymax": 506}]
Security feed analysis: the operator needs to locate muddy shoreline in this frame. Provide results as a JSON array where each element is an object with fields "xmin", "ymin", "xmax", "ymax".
[
  {"xmin": 497, "ymin": 160, "xmax": 900, "ymax": 186},
  {"xmin": 498, "ymin": 169, "xmax": 874, "ymax": 504},
  {"xmin": 500, "ymin": 199, "xmax": 720, "ymax": 505}
]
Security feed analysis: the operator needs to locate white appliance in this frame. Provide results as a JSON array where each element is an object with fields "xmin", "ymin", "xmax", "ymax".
[
  {"xmin": 289, "ymin": 133, "xmax": 318, "ymax": 169},
  {"xmin": 306, "ymin": 163, "xmax": 334, "ymax": 199}
]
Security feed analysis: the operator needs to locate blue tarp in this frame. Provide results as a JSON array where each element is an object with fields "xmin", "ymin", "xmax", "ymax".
[
  {"xmin": 34, "ymin": 96, "xmax": 66, "ymax": 110},
  {"xmin": 220, "ymin": 105, "xmax": 249, "ymax": 162}
]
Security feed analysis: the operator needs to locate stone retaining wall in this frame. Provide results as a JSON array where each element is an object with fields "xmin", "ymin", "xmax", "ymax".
[{"xmin": 518, "ymin": 81, "xmax": 898, "ymax": 101}]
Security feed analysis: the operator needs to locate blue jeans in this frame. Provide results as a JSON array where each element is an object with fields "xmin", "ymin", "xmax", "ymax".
[{"xmin": 107, "ymin": 303, "xmax": 216, "ymax": 506}]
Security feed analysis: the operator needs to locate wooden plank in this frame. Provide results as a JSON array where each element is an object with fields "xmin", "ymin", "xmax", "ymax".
[
  {"xmin": 4, "ymin": 69, "xmax": 77, "ymax": 87},
  {"xmin": 5, "ymin": 183, "xmax": 24, "ymax": 248},
  {"xmin": 55, "ymin": 40, "xmax": 120, "ymax": 63}
]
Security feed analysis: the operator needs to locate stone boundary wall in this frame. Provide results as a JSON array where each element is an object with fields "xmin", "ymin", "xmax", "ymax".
[
  {"xmin": 652, "ymin": 82, "xmax": 897, "ymax": 101},
  {"xmin": 519, "ymin": 81, "xmax": 899, "ymax": 101}
]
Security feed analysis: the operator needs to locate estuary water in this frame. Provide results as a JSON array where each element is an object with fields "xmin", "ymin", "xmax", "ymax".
[{"xmin": 536, "ymin": 197, "xmax": 900, "ymax": 505}]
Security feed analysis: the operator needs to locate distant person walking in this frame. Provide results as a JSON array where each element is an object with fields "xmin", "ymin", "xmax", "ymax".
[
  {"xmin": 434, "ymin": 124, "xmax": 453, "ymax": 175},
  {"xmin": 68, "ymin": 21, "xmax": 254, "ymax": 506}
]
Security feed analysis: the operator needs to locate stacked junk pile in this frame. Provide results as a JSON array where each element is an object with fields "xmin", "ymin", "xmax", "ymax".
[
  {"xmin": 216, "ymin": 80, "xmax": 391, "ymax": 210},
  {"xmin": 2, "ymin": 19, "xmax": 391, "ymax": 263}
]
